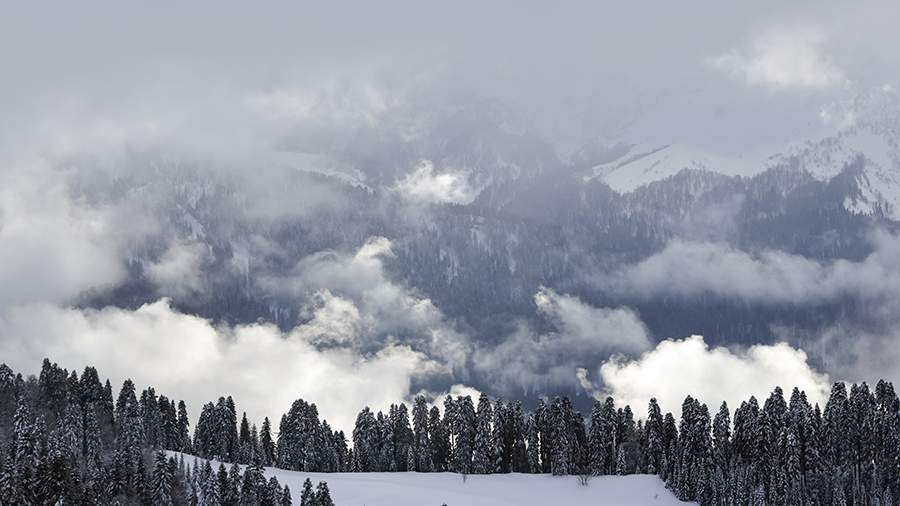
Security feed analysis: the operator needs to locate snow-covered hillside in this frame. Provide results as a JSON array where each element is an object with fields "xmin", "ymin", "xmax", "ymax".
[
  {"xmin": 588, "ymin": 142, "xmax": 756, "ymax": 193},
  {"xmin": 765, "ymin": 125, "xmax": 900, "ymax": 217},
  {"xmin": 172, "ymin": 452, "xmax": 690, "ymax": 506},
  {"xmin": 584, "ymin": 92, "xmax": 900, "ymax": 219}
]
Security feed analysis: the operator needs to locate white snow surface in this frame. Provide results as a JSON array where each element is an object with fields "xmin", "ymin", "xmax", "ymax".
[
  {"xmin": 766, "ymin": 126, "xmax": 900, "ymax": 218},
  {"xmin": 590, "ymin": 142, "xmax": 759, "ymax": 193},
  {"xmin": 591, "ymin": 121, "xmax": 900, "ymax": 219},
  {"xmin": 170, "ymin": 452, "xmax": 691, "ymax": 506}
]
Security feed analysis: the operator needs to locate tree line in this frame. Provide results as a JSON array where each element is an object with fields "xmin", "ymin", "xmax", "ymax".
[
  {"xmin": 0, "ymin": 360, "xmax": 334, "ymax": 505},
  {"xmin": 4, "ymin": 357, "xmax": 900, "ymax": 505}
]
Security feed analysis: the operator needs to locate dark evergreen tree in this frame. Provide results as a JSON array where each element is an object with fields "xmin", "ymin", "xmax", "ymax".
[
  {"xmin": 239, "ymin": 412, "xmax": 252, "ymax": 463},
  {"xmin": 281, "ymin": 484, "xmax": 293, "ymax": 506},
  {"xmin": 389, "ymin": 403, "xmax": 414, "ymax": 472},
  {"xmin": 449, "ymin": 395, "xmax": 475, "ymax": 474},
  {"xmin": 299, "ymin": 477, "xmax": 314, "ymax": 506},
  {"xmin": 526, "ymin": 412, "xmax": 540, "ymax": 473},
  {"xmin": 712, "ymin": 401, "xmax": 731, "ymax": 473},
  {"xmin": 260, "ymin": 417, "xmax": 276, "ymax": 466},
  {"xmin": 428, "ymin": 405, "xmax": 450, "ymax": 472},
  {"xmin": 314, "ymin": 480, "xmax": 334, "ymax": 506},
  {"xmin": 177, "ymin": 400, "xmax": 192, "ymax": 453},
  {"xmin": 151, "ymin": 450, "xmax": 174, "ymax": 506},
  {"xmin": 411, "ymin": 395, "xmax": 432, "ymax": 472},
  {"xmin": 472, "ymin": 393, "xmax": 495, "ymax": 474},
  {"xmin": 140, "ymin": 387, "xmax": 161, "ymax": 448},
  {"xmin": 646, "ymin": 398, "xmax": 665, "ymax": 476},
  {"xmin": 352, "ymin": 407, "xmax": 377, "ymax": 472}
]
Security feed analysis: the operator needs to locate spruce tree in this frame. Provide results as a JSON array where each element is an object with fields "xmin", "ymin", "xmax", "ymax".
[
  {"xmin": 260, "ymin": 417, "xmax": 276, "ymax": 466},
  {"xmin": 645, "ymin": 398, "xmax": 665, "ymax": 476},
  {"xmin": 151, "ymin": 451, "xmax": 174, "ymax": 506},
  {"xmin": 239, "ymin": 412, "xmax": 252, "ymax": 463},
  {"xmin": 177, "ymin": 400, "xmax": 192, "ymax": 453},
  {"xmin": 11, "ymin": 397, "xmax": 37, "ymax": 501},
  {"xmin": 201, "ymin": 463, "xmax": 221, "ymax": 506},
  {"xmin": 712, "ymin": 401, "xmax": 731, "ymax": 472},
  {"xmin": 526, "ymin": 413, "xmax": 541, "ymax": 473},
  {"xmin": 299, "ymin": 477, "xmax": 314, "ymax": 506},
  {"xmin": 428, "ymin": 405, "xmax": 449, "ymax": 472},
  {"xmin": 314, "ymin": 480, "xmax": 334, "ymax": 506},
  {"xmin": 452, "ymin": 395, "xmax": 476, "ymax": 474},
  {"xmin": 599, "ymin": 397, "xmax": 617, "ymax": 474},
  {"xmin": 589, "ymin": 398, "xmax": 607, "ymax": 475},
  {"xmin": 352, "ymin": 407, "xmax": 377, "ymax": 472},
  {"xmin": 411, "ymin": 395, "xmax": 431, "ymax": 472},
  {"xmin": 472, "ymin": 393, "xmax": 495, "ymax": 474},
  {"xmin": 226, "ymin": 462, "xmax": 242, "ymax": 505},
  {"xmin": 266, "ymin": 475, "xmax": 283, "ymax": 506}
]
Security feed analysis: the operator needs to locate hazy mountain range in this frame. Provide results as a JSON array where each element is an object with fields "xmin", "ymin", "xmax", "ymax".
[{"xmin": 66, "ymin": 88, "xmax": 900, "ymax": 391}]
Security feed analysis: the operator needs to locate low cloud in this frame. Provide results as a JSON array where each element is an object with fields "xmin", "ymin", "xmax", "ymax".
[
  {"xmin": 0, "ymin": 159, "xmax": 125, "ymax": 309},
  {"xmin": 712, "ymin": 25, "xmax": 847, "ymax": 91},
  {"xmin": 613, "ymin": 233, "xmax": 900, "ymax": 304},
  {"xmin": 594, "ymin": 335, "xmax": 831, "ymax": 415},
  {"xmin": 474, "ymin": 287, "xmax": 651, "ymax": 395},
  {"xmin": 394, "ymin": 160, "xmax": 476, "ymax": 205},
  {"xmin": 145, "ymin": 241, "xmax": 209, "ymax": 298},
  {"xmin": 534, "ymin": 288, "xmax": 651, "ymax": 354},
  {"xmin": 245, "ymin": 80, "xmax": 396, "ymax": 128},
  {"xmin": 262, "ymin": 237, "xmax": 471, "ymax": 371},
  {"xmin": 0, "ymin": 299, "xmax": 449, "ymax": 433}
]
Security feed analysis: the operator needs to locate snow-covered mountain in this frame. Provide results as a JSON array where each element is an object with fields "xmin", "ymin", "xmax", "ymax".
[
  {"xmin": 580, "ymin": 89, "xmax": 900, "ymax": 218},
  {"xmin": 766, "ymin": 123, "xmax": 900, "ymax": 218},
  {"xmin": 586, "ymin": 142, "xmax": 757, "ymax": 193},
  {"xmin": 70, "ymin": 90, "xmax": 900, "ymax": 380}
]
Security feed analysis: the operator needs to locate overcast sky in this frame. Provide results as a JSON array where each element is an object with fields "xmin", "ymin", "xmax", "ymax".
[
  {"xmin": 3, "ymin": 1, "xmax": 899, "ymax": 157},
  {"xmin": 2, "ymin": 1, "xmax": 898, "ymax": 428}
]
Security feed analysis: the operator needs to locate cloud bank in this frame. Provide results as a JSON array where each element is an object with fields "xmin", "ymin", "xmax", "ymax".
[
  {"xmin": 263, "ymin": 237, "xmax": 471, "ymax": 371},
  {"xmin": 0, "ymin": 159, "xmax": 125, "ymax": 308},
  {"xmin": 0, "ymin": 299, "xmax": 448, "ymax": 433},
  {"xmin": 614, "ymin": 234, "xmax": 900, "ymax": 305},
  {"xmin": 594, "ymin": 335, "xmax": 831, "ymax": 415}
]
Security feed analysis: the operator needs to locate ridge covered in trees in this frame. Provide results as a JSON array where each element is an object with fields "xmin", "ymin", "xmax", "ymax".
[{"xmin": 3, "ymin": 358, "xmax": 900, "ymax": 505}]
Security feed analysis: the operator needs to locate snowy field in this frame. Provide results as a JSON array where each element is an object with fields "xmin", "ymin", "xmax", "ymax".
[{"xmin": 171, "ymin": 452, "xmax": 691, "ymax": 506}]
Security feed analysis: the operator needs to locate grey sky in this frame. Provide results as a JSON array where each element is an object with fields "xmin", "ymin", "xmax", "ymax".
[
  {"xmin": 3, "ymin": 1, "xmax": 898, "ymax": 157},
  {"xmin": 1, "ymin": 1, "xmax": 898, "ymax": 427}
]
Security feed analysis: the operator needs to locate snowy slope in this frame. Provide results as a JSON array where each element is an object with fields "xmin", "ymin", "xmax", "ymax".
[
  {"xmin": 171, "ymin": 452, "xmax": 691, "ymax": 506},
  {"xmin": 587, "ymin": 90, "xmax": 900, "ymax": 219},
  {"xmin": 765, "ymin": 126, "xmax": 900, "ymax": 217},
  {"xmin": 589, "ymin": 143, "xmax": 757, "ymax": 193}
]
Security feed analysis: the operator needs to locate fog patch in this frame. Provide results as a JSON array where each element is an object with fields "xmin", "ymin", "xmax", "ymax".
[{"xmin": 394, "ymin": 160, "xmax": 476, "ymax": 205}]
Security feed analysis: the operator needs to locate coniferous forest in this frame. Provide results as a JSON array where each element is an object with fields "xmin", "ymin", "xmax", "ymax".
[{"xmin": 3, "ymin": 358, "xmax": 900, "ymax": 505}]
